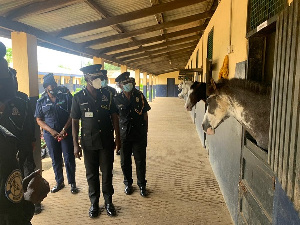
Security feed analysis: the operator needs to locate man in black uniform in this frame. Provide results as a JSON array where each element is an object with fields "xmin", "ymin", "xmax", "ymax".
[
  {"xmin": 114, "ymin": 72, "xmax": 151, "ymax": 197},
  {"xmin": 35, "ymin": 73, "xmax": 78, "ymax": 194},
  {"xmin": 71, "ymin": 64, "xmax": 121, "ymax": 218},
  {"xmin": 0, "ymin": 125, "xmax": 50, "ymax": 225}
]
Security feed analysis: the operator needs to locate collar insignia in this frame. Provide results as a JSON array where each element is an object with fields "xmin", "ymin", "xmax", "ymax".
[{"xmin": 12, "ymin": 107, "xmax": 20, "ymax": 116}]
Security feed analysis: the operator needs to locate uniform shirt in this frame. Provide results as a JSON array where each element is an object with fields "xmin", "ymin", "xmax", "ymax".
[
  {"xmin": 70, "ymin": 88, "xmax": 118, "ymax": 151},
  {"xmin": 114, "ymin": 88, "xmax": 151, "ymax": 140},
  {"xmin": 103, "ymin": 86, "xmax": 117, "ymax": 97},
  {"xmin": 35, "ymin": 86, "xmax": 72, "ymax": 135},
  {"xmin": 0, "ymin": 125, "xmax": 23, "ymax": 214},
  {"xmin": 0, "ymin": 94, "xmax": 33, "ymax": 154}
]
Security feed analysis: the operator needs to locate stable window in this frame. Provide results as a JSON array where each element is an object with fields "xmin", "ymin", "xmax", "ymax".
[{"xmin": 207, "ymin": 28, "xmax": 214, "ymax": 60}]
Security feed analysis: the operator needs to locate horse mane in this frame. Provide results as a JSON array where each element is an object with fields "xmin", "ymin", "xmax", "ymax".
[{"xmin": 217, "ymin": 78, "xmax": 271, "ymax": 95}]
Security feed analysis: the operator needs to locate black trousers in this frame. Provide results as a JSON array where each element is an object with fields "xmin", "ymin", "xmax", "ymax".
[
  {"xmin": 120, "ymin": 137, "xmax": 147, "ymax": 187},
  {"xmin": 83, "ymin": 148, "xmax": 114, "ymax": 205}
]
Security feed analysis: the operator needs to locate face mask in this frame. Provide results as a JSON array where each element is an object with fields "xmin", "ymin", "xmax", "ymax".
[
  {"xmin": 101, "ymin": 80, "xmax": 108, "ymax": 88},
  {"xmin": 91, "ymin": 78, "xmax": 102, "ymax": 89},
  {"xmin": 123, "ymin": 83, "xmax": 133, "ymax": 92}
]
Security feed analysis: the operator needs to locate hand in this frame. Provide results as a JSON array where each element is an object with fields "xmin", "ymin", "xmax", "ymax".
[
  {"xmin": 58, "ymin": 129, "xmax": 67, "ymax": 140},
  {"xmin": 23, "ymin": 169, "xmax": 50, "ymax": 204},
  {"xmin": 50, "ymin": 129, "xmax": 59, "ymax": 139},
  {"xmin": 74, "ymin": 143, "xmax": 82, "ymax": 160},
  {"xmin": 115, "ymin": 137, "xmax": 121, "ymax": 152}
]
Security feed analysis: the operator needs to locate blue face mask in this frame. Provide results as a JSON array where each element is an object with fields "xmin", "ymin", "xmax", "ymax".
[
  {"xmin": 123, "ymin": 83, "xmax": 133, "ymax": 92},
  {"xmin": 101, "ymin": 80, "xmax": 108, "ymax": 88}
]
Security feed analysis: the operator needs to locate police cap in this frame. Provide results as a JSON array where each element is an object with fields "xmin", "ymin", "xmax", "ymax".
[
  {"xmin": 115, "ymin": 72, "xmax": 131, "ymax": 83},
  {"xmin": 80, "ymin": 64, "xmax": 102, "ymax": 75},
  {"xmin": 43, "ymin": 73, "xmax": 57, "ymax": 88}
]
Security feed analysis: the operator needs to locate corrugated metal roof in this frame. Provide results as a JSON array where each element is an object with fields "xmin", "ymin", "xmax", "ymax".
[
  {"xmin": 94, "ymin": 0, "xmax": 151, "ymax": 16},
  {"xmin": 120, "ymin": 15, "xmax": 158, "ymax": 31},
  {"xmin": 19, "ymin": 2, "xmax": 101, "ymax": 32},
  {"xmin": 0, "ymin": 0, "xmax": 35, "ymax": 15}
]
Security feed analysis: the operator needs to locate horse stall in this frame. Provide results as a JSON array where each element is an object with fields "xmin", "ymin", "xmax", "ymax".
[{"xmin": 187, "ymin": 1, "xmax": 300, "ymax": 224}]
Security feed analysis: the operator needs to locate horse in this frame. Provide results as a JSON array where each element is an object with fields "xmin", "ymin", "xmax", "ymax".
[
  {"xmin": 202, "ymin": 78, "xmax": 271, "ymax": 150},
  {"xmin": 178, "ymin": 80, "xmax": 193, "ymax": 99},
  {"xmin": 185, "ymin": 81, "xmax": 206, "ymax": 111}
]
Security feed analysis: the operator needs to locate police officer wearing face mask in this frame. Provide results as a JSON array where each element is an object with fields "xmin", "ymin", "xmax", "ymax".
[
  {"xmin": 100, "ymin": 70, "xmax": 117, "ymax": 96},
  {"xmin": 35, "ymin": 73, "xmax": 78, "ymax": 194},
  {"xmin": 71, "ymin": 64, "xmax": 121, "ymax": 218},
  {"xmin": 114, "ymin": 72, "xmax": 151, "ymax": 197},
  {"xmin": 0, "ymin": 124, "xmax": 50, "ymax": 225}
]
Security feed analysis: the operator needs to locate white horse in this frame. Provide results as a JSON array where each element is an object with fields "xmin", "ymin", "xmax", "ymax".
[{"xmin": 178, "ymin": 81, "xmax": 193, "ymax": 99}]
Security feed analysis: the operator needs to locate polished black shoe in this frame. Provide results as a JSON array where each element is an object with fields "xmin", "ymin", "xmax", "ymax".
[
  {"xmin": 105, "ymin": 203, "xmax": 116, "ymax": 217},
  {"xmin": 51, "ymin": 183, "xmax": 65, "ymax": 193},
  {"xmin": 116, "ymin": 150, "xmax": 120, "ymax": 155},
  {"xmin": 89, "ymin": 204, "xmax": 99, "ymax": 218},
  {"xmin": 124, "ymin": 185, "xmax": 133, "ymax": 195},
  {"xmin": 34, "ymin": 203, "xmax": 42, "ymax": 215},
  {"xmin": 70, "ymin": 183, "xmax": 79, "ymax": 194},
  {"xmin": 139, "ymin": 186, "xmax": 148, "ymax": 197}
]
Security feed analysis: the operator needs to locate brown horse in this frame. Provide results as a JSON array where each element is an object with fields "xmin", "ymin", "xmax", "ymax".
[
  {"xmin": 185, "ymin": 81, "xmax": 206, "ymax": 110},
  {"xmin": 202, "ymin": 78, "xmax": 271, "ymax": 150}
]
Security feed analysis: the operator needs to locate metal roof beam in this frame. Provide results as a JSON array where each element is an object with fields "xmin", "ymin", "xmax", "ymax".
[{"xmin": 57, "ymin": 0, "xmax": 208, "ymax": 37}]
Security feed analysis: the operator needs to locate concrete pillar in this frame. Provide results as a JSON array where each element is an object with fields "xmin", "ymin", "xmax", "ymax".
[
  {"xmin": 61, "ymin": 76, "xmax": 65, "ymax": 85},
  {"xmin": 135, "ymin": 69, "xmax": 140, "ymax": 90},
  {"xmin": 143, "ymin": 72, "xmax": 147, "ymax": 97},
  {"xmin": 93, "ymin": 56, "xmax": 104, "ymax": 66},
  {"xmin": 11, "ymin": 32, "xmax": 41, "ymax": 172},
  {"xmin": 152, "ymin": 75, "xmax": 156, "ymax": 100},
  {"xmin": 121, "ymin": 65, "xmax": 127, "ymax": 73},
  {"xmin": 149, "ymin": 74, "xmax": 153, "ymax": 102}
]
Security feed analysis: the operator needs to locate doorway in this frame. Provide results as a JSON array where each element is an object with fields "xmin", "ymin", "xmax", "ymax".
[{"xmin": 167, "ymin": 78, "xmax": 175, "ymax": 97}]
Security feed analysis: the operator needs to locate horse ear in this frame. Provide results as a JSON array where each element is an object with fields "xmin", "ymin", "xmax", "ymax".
[{"xmin": 210, "ymin": 78, "xmax": 217, "ymax": 91}]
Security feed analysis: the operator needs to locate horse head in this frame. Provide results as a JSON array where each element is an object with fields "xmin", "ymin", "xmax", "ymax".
[
  {"xmin": 185, "ymin": 81, "xmax": 206, "ymax": 111},
  {"xmin": 202, "ymin": 79, "xmax": 230, "ymax": 135}
]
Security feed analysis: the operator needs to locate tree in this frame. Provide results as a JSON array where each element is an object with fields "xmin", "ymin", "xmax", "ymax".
[
  {"xmin": 104, "ymin": 63, "xmax": 120, "ymax": 70},
  {"xmin": 5, "ymin": 47, "xmax": 12, "ymax": 66}
]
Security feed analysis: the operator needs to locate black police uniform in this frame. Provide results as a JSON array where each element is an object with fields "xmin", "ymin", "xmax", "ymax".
[
  {"xmin": 71, "ymin": 87, "xmax": 117, "ymax": 205},
  {"xmin": 0, "ymin": 93, "xmax": 36, "ymax": 177},
  {"xmin": 114, "ymin": 87, "xmax": 151, "ymax": 188},
  {"xmin": 35, "ymin": 86, "xmax": 76, "ymax": 186},
  {"xmin": 0, "ymin": 125, "xmax": 34, "ymax": 225}
]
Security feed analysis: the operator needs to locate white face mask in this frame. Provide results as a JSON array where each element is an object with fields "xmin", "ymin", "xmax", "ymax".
[{"xmin": 91, "ymin": 78, "xmax": 102, "ymax": 89}]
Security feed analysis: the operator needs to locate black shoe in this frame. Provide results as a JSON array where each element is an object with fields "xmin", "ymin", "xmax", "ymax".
[
  {"xmin": 116, "ymin": 150, "xmax": 120, "ymax": 155},
  {"xmin": 89, "ymin": 204, "xmax": 99, "ymax": 218},
  {"xmin": 70, "ymin": 183, "xmax": 79, "ymax": 194},
  {"xmin": 139, "ymin": 186, "xmax": 148, "ymax": 197},
  {"xmin": 124, "ymin": 185, "xmax": 133, "ymax": 195},
  {"xmin": 105, "ymin": 203, "xmax": 116, "ymax": 217},
  {"xmin": 51, "ymin": 183, "xmax": 65, "ymax": 193},
  {"xmin": 34, "ymin": 203, "xmax": 42, "ymax": 215}
]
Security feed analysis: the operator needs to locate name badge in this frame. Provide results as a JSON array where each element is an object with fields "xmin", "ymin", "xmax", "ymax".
[{"xmin": 85, "ymin": 112, "xmax": 93, "ymax": 118}]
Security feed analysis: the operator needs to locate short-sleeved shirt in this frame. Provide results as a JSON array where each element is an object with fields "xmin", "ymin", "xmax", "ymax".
[
  {"xmin": 35, "ymin": 86, "xmax": 72, "ymax": 135},
  {"xmin": 70, "ymin": 88, "xmax": 118, "ymax": 151},
  {"xmin": 114, "ymin": 88, "xmax": 151, "ymax": 140}
]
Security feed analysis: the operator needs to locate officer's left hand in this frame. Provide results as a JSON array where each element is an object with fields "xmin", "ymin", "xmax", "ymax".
[
  {"xmin": 59, "ymin": 129, "xmax": 67, "ymax": 140},
  {"xmin": 115, "ymin": 138, "xmax": 121, "ymax": 152},
  {"xmin": 23, "ymin": 169, "xmax": 50, "ymax": 204}
]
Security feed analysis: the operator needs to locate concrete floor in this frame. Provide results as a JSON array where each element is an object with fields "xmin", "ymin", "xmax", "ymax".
[{"xmin": 32, "ymin": 97, "xmax": 233, "ymax": 225}]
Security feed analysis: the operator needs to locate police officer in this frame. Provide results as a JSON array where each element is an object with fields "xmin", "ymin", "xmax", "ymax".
[
  {"xmin": 71, "ymin": 64, "xmax": 120, "ymax": 218},
  {"xmin": 100, "ymin": 69, "xmax": 117, "ymax": 96},
  {"xmin": 114, "ymin": 72, "xmax": 151, "ymax": 197},
  {"xmin": 0, "ymin": 125, "xmax": 50, "ymax": 225},
  {"xmin": 35, "ymin": 73, "xmax": 78, "ymax": 194}
]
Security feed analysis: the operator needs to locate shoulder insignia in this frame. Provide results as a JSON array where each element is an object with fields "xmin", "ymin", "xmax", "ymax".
[
  {"xmin": 11, "ymin": 106, "xmax": 20, "ymax": 116},
  {"xmin": 5, "ymin": 169, "xmax": 23, "ymax": 203},
  {"xmin": 136, "ymin": 97, "xmax": 139, "ymax": 103},
  {"xmin": 102, "ymin": 94, "xmax": 108, "ymax": 102}
]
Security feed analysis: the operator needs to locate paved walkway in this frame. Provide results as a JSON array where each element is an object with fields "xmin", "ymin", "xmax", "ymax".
[{"xmin": 32, "ymin": 97, "xmax": 233, "ymax": 225}]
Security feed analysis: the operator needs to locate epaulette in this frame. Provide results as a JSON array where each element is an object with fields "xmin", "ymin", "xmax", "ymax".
[
  {"xmin": 16, "ymin": 91, "xmax": 29, "ymax": 102},
  {"xmin": 37, "ymin": 92, "xmax": 47, "ymax": 102},
  {"xmin": 56, "ymin": 86, "xmax": 70, "ymax": 95},
  {"xmin": 0, "ymin": 125, "xmax": 16, "ymax": 138},
  {"xmin": 74, "ymin": 89, "xmax": 85, "ymax": 97}
]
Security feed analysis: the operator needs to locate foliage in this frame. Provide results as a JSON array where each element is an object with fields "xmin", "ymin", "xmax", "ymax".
[
  {"xmin": 5, "ymin": 47, "xmax": 12, "ymax": 65},
  {"xmin": 58, "ymin": 64, "xmax": 71, "ymax": 70},
  {"xmin": 104, "ymin": 63, "xmax": 120, "ymax": 70},
  {"xmin": 80, "ymin": 76, "xmax": 87, "ymax": 87}
]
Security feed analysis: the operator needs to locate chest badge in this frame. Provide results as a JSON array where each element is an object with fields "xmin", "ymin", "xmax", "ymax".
[
  {"xmin": 102, "ymin": 95, "xmax": 108, "ymax": 102},
  {"xmin": 12, "ymin": 107, "xmax": 20, "ymax": 116},
  {"xmin": 5, "ymin": 169, "xmax": 23, "ymax": 203},
  {"xmin": 136, "ymin": 97, "xmax": 139, "ymax": 103},
  {"xmin": 85, "ymin": 112, "xmax": 94, "ymax": 118}
]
